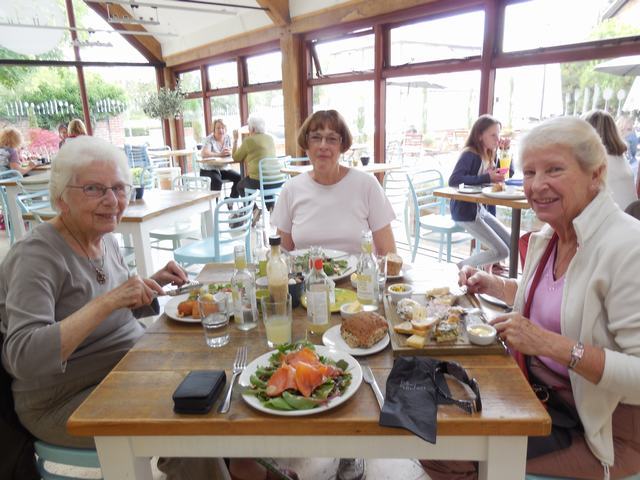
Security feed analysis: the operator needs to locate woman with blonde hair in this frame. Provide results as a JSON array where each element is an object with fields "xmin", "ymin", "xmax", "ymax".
[
  {"xmin": 67, "ymin": 119, "xmax": 87, "ymax": 138},
  {"xmin": 0, "ymin": 127, "xmax": 36, "ymax": 175},
  {"xmin": 583, "ymin": 109, "xmax": 636, "ymax": 210}
]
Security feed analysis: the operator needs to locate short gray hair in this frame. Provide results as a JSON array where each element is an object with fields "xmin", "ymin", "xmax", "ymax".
[
  {"xmin": 247, "ymin": 114, "xmax": 266, "ymax": 134},
  {"xmin": 50, "ymin": 136, "xmax": 131, "ymax": 211},
  {"xmin": 519, "ymin": 116, "xmax": 607, "ymax": 187}
]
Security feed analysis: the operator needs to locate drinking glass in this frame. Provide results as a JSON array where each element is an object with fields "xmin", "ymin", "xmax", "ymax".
[
  {"xmin": 375, "ymin": 254, "xmax": 388, "ymax": 302},
  {"xmin": 198, "ymin": 293, "xmax": 230, "ymax": 348},
  {"xmin": 261, "ymin": 294, "xmax": 292, "ymax": 348},
  {"xmin": 499, "ymin": 154, "xmax": 511, "ymax": 178}
]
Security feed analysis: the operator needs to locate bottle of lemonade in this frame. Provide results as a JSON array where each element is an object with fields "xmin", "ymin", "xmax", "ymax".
[
  {"xmin": 305, "ymin": 253, "xmax": 331, "ymax": 335},
  {"xmin": 252, "ymin": 216, "xmax": 268, "ymax": 279},
  {"xmin": 356, "ymin": 230, "xmax": 379, "ymax": 306},
  {"xmin": 266, "ymin": 235, "xmax": 289, "ymax": 304},
  {"xmin": 231, "ymin": 244, "xmax": 258, "ymax": 331}
]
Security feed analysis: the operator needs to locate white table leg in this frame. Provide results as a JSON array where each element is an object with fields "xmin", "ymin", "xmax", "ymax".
[
  {"xmin": 478, "ymin": 436, "xmax": 527, "ymax": 480},
  {"xmin": 95, "ymin": 437, "xmax": 153, "ymax": 480},
  {"xmin": 128, "ymin": 225, "xmax": 153, "ymax": 278},
  {"xmin": 5, "ymin": 184, "xmax": 26, "ymax": 240}
]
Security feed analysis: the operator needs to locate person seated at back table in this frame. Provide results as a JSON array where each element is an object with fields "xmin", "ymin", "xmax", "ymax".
[
  {"xmin": 67, "ymin": 118, "xmax": 87, "ymax": 138},
  {"xmin": 271, "ymin": 109, "xmax": 397, "ymax": 480},
  {"xmin": 233, "ymin": 114, "xmax": 277, "ymax": 217},
  {"xmin": 200, "ymin": 118, "xmax": 241, "ymax": 204},
  {"xmin": 422, "ymin": 116, "xmax": 640, "ymax": 480},
  {"xmin": 0, "ymin": 136, "xmax": 274, "ymax": 480},
  {"xmin": 448, "ymin": 114, "xmax": 512, "ymax": 272},
  {"xmin": 57, "ymin": 122, "xmax": 68, "ymax": 149},
  {"xmin": 0, "ymin": 126, "xmax": 37, "ymax": 175}
]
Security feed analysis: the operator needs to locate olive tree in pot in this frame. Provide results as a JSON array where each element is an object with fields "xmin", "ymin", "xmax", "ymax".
[{"xmin": 140, "ymin": 86, "xmax": 185, "ymax": 148}]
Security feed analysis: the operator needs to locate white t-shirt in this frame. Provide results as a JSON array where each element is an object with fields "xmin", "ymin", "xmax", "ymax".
[
  {"xmin": 271, "ymin": 169, "xmax": 395, "ymax": 254},
  {"xmin": 606, "ymin": 154, "xmax": 637, "ymax": 210}
]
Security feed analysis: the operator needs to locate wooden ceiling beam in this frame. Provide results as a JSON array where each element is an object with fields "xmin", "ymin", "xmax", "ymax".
[
  {"xmin": 85, "ymin": 2, "xmax": 163, "ymax": 63},
  {"xmin": 256, "ymin": 0, "xmax": 290, "ymax": 26}
]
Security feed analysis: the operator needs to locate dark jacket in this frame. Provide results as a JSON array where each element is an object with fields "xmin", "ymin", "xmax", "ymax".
[{"xmin": 448, "ymin": 150, "xmax": 513, "ymax": 221}]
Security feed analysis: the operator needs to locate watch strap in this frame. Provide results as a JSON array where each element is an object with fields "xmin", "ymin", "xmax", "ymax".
[{"xmin": 568, "ymin": 341, "xmax": 584, "ymax": 370}]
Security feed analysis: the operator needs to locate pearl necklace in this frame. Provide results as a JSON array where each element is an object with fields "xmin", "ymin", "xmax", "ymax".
[{"xmin": 60, "ymin": 217, "xmax": 107, "ymax": 284}]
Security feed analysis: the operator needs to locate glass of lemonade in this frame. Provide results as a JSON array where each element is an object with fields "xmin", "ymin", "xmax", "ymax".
[
  {"xmin": 261, "ymin": 294, "xmax": 292, "ymax": 348},
  {"xmin": 499, "ymin": 153, "xmax": 511, "ymax": 178},
  {"xmin": 198, "ymin": 292, "xmax": 230, "ymax": 348}
]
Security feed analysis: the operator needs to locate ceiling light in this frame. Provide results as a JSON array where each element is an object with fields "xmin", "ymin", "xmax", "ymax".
[
  {"xmin": 106, "ymin": 3, "xmax": 161, "ymax": 26},
  {"xmin": 72, "ymin": 39, "xmax": 113, "ymax": 48}
]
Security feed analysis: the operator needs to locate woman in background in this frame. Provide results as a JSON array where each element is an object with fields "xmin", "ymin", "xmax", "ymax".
[
  {"xmin": 67, "ymin": 119, "xmax": 87, "ymax": 138},
  {"xmin": 0, "ymin": 127, "xmax": 37, "ymax": 175},
  {"xmin": 200, "ymin": 118, "xmax": 241, "ymax": 200},
  {"xmin": 584, "ymin": 110, "xmax": 636, "ymax": 210},
  {"xmin": 448, "ymin": 115, "xmax": 510, "ymax": 270}
]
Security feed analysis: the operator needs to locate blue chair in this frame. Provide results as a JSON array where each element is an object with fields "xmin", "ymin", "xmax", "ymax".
[
  {"xmin": 16, "ymin": 189, "xmax": 51, "ymax": 231},
  {"xmin": 34, "ymin": 440, "xmax": 102, "ymax": 480},
  {"xmin": 124, "ymin": 144, "xmax": 154, "ymax": 188},
  {"xmin": 406, "ymin": 169, "xmax": 469, "ymax": 262},
  {"xmin": 173, "ymin": 191, "xmax": 258, "ymax": 267},
  {"xmin": 0, "ymin": 170, "xmax": 23, "ymax": 245},
  {"xmin": 244, "ymin": 156, "xmax": 289, "ymax": 219}
]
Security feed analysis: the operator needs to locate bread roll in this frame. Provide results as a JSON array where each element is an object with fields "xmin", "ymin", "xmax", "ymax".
[
  {"xmin": 386, "ymin": 253, "xmax": 403, "ymax": 276},
  {"xmin": 341, "ymin": 311, "xmax": 388, "ymax": 348}
]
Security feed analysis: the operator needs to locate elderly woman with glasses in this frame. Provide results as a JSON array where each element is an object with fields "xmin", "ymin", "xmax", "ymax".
[
  {"xmin": 423, "ymin": 117, "xmax": 640, "ymax": 480},
  {"xmin": 0, "ymin": 137, "xmax": 239, "ymax": 479},
  {"xmin": 272, "ymin": 110, "xmax": 396, "ymax": 258}
]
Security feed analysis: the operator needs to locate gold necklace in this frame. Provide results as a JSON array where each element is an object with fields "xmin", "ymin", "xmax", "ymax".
[{"xmin": 60, "ymin": 217, "xmax": 107, "ymax": 284}]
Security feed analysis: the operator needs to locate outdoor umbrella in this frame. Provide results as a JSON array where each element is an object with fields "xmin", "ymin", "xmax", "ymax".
[
  {"xmin": 623, "ymin": 77, "xmax": 640, "ymax": 112},
  {"xmin": 594, "ymin": 55, "xmax": 640, "ymax": 76}
]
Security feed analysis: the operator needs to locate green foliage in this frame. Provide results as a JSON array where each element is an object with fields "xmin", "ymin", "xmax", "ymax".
[{"xmin": 141, "ymin": 86, "xmax": 185, "ymax": 119}]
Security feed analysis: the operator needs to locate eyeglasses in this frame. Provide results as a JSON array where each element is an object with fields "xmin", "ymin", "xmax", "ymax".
[
  {"xmin": 67, "ymin": 183, "xmax": 133, "ymax": 198},
  {"xmin": 308, "ymin": 133, "xmax": 342, "ymax": 146},
  {"xmin": 433, "ymin": 361, "xmax": 482, "ymax": 414}
]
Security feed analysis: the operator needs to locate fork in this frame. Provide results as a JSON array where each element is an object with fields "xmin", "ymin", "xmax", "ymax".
[{"xmin": 218, "ymin": 346, "xmax": 247, "ymax": 414}]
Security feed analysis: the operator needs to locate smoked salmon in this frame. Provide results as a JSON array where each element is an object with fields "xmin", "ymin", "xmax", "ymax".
[{"xmin": 266, "ymin": 363, "xmax": 297, "ymax": 397}]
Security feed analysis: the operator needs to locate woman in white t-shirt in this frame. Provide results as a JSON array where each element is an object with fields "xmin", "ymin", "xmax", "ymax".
[{"xmin": 271, "ymin": 110, "xmax": 396, "ymax": 256}]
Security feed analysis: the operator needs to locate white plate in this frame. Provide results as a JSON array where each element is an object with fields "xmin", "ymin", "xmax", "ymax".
[
  {"xmin": 481, "ymin": 186, "xmax": 526, "ymax": 200},
  {"xmin": 289, "ymin": 248, "xmax": 357, "ymax": 282},
  {"xmin": 387, "ymin": 263, "xmax": 412, "ymax": 280},
  {"xmin": 458, "ymin": 186, "xmax": 483, "ymax": 194},
  {"xmin": 239, "ymin": 346, "xmax": 362, "ymax": 416},
  {"xmin": 164, "ymin": 293, "xmax": 201, "ymax": 323},
  {"xmin": 322, "ymin": 325, "xmax": 390, "ymax": 356}
]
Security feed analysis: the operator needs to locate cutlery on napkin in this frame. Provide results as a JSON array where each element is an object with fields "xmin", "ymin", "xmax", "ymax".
[{"xmin": 362, "ymin": 364, "xmax": 384, "ymax": 410}]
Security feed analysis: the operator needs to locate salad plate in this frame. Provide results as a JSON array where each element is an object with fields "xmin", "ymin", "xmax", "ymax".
[
  {"xmin": 322, "ymin": 325, "xmax": 390, "ymax": 356},
  {"xmin": 481, "ymin": 186, "xmax": 526, "ymax": 200},
  {"xmin": 164, "ymin": 293, "xmax": 201, "ymax": 323},
  {"xmin": 239, "ymin": 345, "xmax": 363, "ymax": 416},
  {"xmin": 289, "ymin": 248, "xmax": 357, "ymax": 282}
]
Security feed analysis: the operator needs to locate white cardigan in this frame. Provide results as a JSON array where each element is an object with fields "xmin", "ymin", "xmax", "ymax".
[{"xmin": 514, "ymin": 190, "xmax": 640, "ymax": 469}]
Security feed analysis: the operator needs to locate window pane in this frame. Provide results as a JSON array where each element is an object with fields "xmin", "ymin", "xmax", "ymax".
[
  {"xmin": 0, "ymin": 66, "xmax": 81, "ymax": 156},
  {"xmin": 84, "ymin": 66, "xmax": 163, "ymax": 147},
  {"xmin": 178, "ymin": 70, "xmax": 202, "ymax": 93},
  {"xmin": 385, "ymin": 71, "xmax": 480, "ymax": 170},
  {"xmin": 503, "ymin": 0, "xmax": 640, "ymax": 52},
  {"xmin": 183, "ymin": 98, "xmax": 205, "ymax": 149},
  {"xmin": 312, "ymin": 81, "xmax": 374, "ymax": 159},
  {"xmin": 390, "ymin": 11, "xmax": 484, "ymax": 66},
  {"xmin": 209, "ymin": 94, "xmax": 241, "ymax": 132},
  {"xmin": 208, "ymin": 61, "xmax": 238, "ymax": 90},
  {"xmin": 248, "ymin": 90, "xmax": 285, "ymax": 156},
  {"xmin": 313, "ymin": 34, "xmax": 374, "ymax": 76},
  {"xmin": 247, "ymin": 51, "xmax": 282, "ymax": 84},
  {"xmin": 493, "ymin": 60, "xmax": 637, "ymax": 165}
]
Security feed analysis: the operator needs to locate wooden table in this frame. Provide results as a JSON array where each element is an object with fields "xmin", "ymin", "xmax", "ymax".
[
  {"xmin": 148, "ymin": 149, "xmax": 196, "ymax": 169},
  {"xmin": 22, "ymin": 190, "xmax": 219, "ymax": 278},
  {"xmin": 281, "ymin": 163, "xmax": 400, "ymax": 177},
  {"xmin": 67, "ymin": 263, "xmax": 549, "ymax": 480},
  {"xmin": 434, "ymin": 187, "xmax": 531, "ymax": 278},
  {"xmin": 197, "ymin": 156, "xmax": 235, "ymax": 169}
]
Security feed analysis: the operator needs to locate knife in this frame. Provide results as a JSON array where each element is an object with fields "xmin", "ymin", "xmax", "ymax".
[
  {"xmin": 362, "ymin": 364, "xmax": 384, "ymax": 410},
  {"xmin": 162, "ymin": 281, "xmax": 203, "ymax": 297}
]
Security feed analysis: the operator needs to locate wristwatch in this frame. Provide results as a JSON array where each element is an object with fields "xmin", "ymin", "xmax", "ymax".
[{"xmin": 568, "ymin": 341, "xmax": 584, "ymax": 370}]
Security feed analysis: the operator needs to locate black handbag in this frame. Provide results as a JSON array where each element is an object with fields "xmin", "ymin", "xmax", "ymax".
[{"xmin": 173, "ymin": 370, "xmax": 226, "ymax": 414}]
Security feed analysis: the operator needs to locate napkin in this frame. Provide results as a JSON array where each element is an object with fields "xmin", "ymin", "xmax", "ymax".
[{"xmin": 379, "ymin": 356, "xmax": 452, "ymax": 443}]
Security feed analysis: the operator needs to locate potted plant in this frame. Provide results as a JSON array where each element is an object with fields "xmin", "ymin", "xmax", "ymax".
[
  {"xmin": 140, "ymin": 86, "xmax": 185, "ymax": 120},
  {"xmin": 130, "ymin": 167, "xmax": 146, "ymax": 200}
]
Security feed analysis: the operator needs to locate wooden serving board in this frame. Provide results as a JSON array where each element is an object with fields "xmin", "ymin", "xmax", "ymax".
[{"xmin": 383, "ymin": 293, "xmax": 506, "ymax": 356}]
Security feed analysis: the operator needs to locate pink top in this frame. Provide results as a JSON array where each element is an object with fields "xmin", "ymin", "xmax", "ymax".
[{"xmin": 525, "ymin": 245, "xmax": 569, "ymax": 378}]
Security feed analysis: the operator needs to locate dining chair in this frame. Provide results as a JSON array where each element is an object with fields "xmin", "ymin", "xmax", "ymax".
[
  {"xmin": 124, "ymin": 144, "xmax": 154, "ymax": 188},
  {"xmin": 382, "ymin": 169, "xmax": 409, "ymax": 242},
  {"xmin": 148, "ymin": 175, "xmax": 212, "ymax": 251},
  {"xmin": 244, "ymin": 156, "xmax": 290, "ymax": 219},
  {"xmin": 406, "ymin": 169, "xmax": 469, "ymax": 262},
  {"xmin": 34, "ymin": 440, "xmax": 102, "ymax": 480},
  {"xmin": 16, "ymin": 189, "xmax": 51, "ymax": 232},
  {"xmin": 0, "ymin": 170, "xmax": 23, "ymax": 245},
  {"xmin": 173, "ymin": 190, "xmax": 258, "ymax": 267}
]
